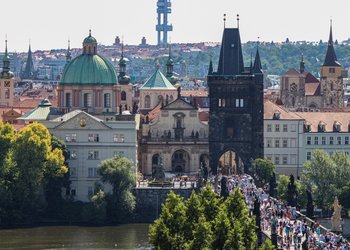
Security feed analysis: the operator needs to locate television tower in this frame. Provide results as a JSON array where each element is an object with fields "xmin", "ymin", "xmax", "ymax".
[{"xmin": 156, "ymin": 0, "xmax": 173, "ymax": 47}]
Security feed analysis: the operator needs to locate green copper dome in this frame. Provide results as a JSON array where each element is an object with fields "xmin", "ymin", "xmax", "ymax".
[
  {"xmin": 83, "ymin": 36, "xmax": 97, "ymax": 44},
  {"xmin": 61, "ymin": 54, "xmax": 118, "ymax": 85}
]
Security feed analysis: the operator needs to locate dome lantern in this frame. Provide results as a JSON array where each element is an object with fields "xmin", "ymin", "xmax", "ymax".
[{"xmin": 83, "ymin": 29, "xmax": 97, "ymax": 55}]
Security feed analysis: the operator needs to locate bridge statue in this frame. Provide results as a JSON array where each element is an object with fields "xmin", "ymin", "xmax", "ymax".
[{"xmin": 331, "ymin": 196, "xmax": 343, "ymax": 232}]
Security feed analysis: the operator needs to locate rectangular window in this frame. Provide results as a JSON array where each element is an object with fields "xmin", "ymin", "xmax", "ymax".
[
  {"xmin": 306, "ymin": 152, "xmax": 312, "ymax": 160},
  {"xmin": 337, "ymin": 137, "xmax": 342, "ymax": 145},
  {"xmin": 275, "ymin": 139, "xmax": 280, "ymax": 148},
  {"xmin": 282, "ymin": 139, "xmax": 288, "ymax": 148},
  {"xmin": 291, "ymin": 124, "xmax": 296, "ymax": 132},
  {"xmin": 70, "ymin": 167, "xmax": 77, "ymax": 177},
  {"xmin": 275, "ymin": 155, "xmax": 280, "ymax": 165},
  {"xmin": 329, "ymin": 68, "xmax": 335, "ymax": 73},
  {"xmin": 330, "ymin": 136, "xmax": 334, "ymax": 145},
  {"xmin": 267, "ymin": 124, "xmax": 272, "ymax": 132},
  {"xmin": 345, "ymin": 136, "xmax": 349, "ymax": 145},
  {"xmin": 290, "ymin": 138, "xmax": 296, "ymax": 147},
  {"xmin": 314, "ymin": 136, "xmax": 319, "ymax": 145},
  {"xmin": 266, "ymin": 155, "xmax": 272, "ymax": 161},
  {"xmin": 275, "ymin": 124, "xmax": 280, "ymax": 132},
  {"xmin": 71, "ymin": 134, "xmax": 77, "ymax": 142},
  {"xmin": 113, "ymin": 134, "xmax": 125, "ymax": 143},
  {"xmin": 88, "ymin": 134, "xmax": 99, "ymax": 142},
  {"xmin": 322, "ymin": 136, "xmax": 326, "ymax": 145},
  {"xmin": 267, "ymin": 139, "xmax": 272, "ymax": 148},
  {"xmin": 240, "ymin": 99, "xmax": 244, "ymax": 107},
  {"xmin": 65, "ymin": 134, "xmax": 71, "ymax": 142},
  {"xmin": 283, "ymin": 124, "xmax": 288, "ymax": 132},
  {"xmin": 290, "ymin": 155, "xmax": 296, "ymax": 164},
  {"xmin": 88, "ymin": 186, "xmax": 93, "ymax": 197},
  {"xmin": 88, "ymin": 151, "xmax": 99, "ymax": 160},
  {"xmin": 69, "ymin": 150, "xmax": 77, "ymax": 159},
  {"xmin": 71, "ymin": 188, "xmax": 76, "ymax": 196},
  {"xmin": 235, "ymin": 99, "xmax": 239, "ymax": 107},
  {"xmin": 307, "ymin": 136, "xmax": 311, "ymax": 145},
  {"xmin": 88, "ymin": 168, "xmax": 98, "ymax": 178},
  {"xmin": 282, "ymin": 155, "xmax": 288, "ymax": 165}
]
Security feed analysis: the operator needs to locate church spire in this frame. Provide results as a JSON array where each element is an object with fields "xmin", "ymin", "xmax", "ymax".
[
  {"xmin": 3, "ymin": 39, "xmax": 10, "ymax": 73},
  {"xmin": 300, "ymin": 53, "xmax": 305, "ymax": 73},
  {"xmin": 208, "ymin": 57, "xmax": 213, "ymax": 75},
  {"xmin": 166, "ymin": 43, "xmax": 174, "ymax": 78},
  {"xmin": 21, "ymin": 42, "xmax": 36, "ymax": 79},
  {"xmin": 323, "ymin": 20, "xmax": 341, "ymax": 67},
  {"xmin": 253, "ymin": 47, "xmax": 262, "ymax": 74},
  {"xmin": 118, "ymin": 42, "xmax": 130, "ymax": 84},
  {"xmin": 66, "ymin": 39, "xmax": 72, "ymax": 64}
]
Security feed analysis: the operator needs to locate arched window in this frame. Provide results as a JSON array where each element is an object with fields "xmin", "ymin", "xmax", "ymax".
[
  {"xmin": 104, "ymin": 93, "xmax": 111, "ymax": 107},
  {"xmin": 121, "ymin": 91, "xmax": 126, "ymax": 101},
  {"xmin": 158, "ymin": 95, "xmax": 163, "ymax": 104},
  {"xmin": 145, "ymin": 95, "xmax": 151, "ymax": 108},
  {"xmin": 5, "ymin": 89, "xmax": 9, "ymax": 99},
  {"xmin": 169, "ymin": 95, "xmax": 174, "ymax": 102}
]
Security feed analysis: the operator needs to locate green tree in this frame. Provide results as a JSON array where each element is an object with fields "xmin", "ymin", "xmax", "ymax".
[
  {"xmin": 258, "ymin": 239, "xmax": 276, "ymax": 250},
  {"xmin": 81, "ymin": 190, "xmax": 107, "ymax": 224},
  {"xmin": 212, "ymin": 210, "xmax": 231, "ymax": 250},
  {"xmin": 185, "ymin": 216, "xmax": 213, "ymax": 250},
  {"xmin": 197, "ymin": 184, "xmax": 221, "ymax": 222},
  {"xmin": 184, "ymin": 191, "xmax": 203, "ymax": 241},
  {"xmin": 302, "ymin": 149, "xmax": 338, "ymax": 208},
  {"xmin": 0, "ymin": 122, "xmax": 14, "ymax": 168},
  {"xmin": 223, "ymin": 220, "xmax": 244, "ymax": 250},
  {"xmin": 253, "ymin": 158, "xmax": 275, "ymax": 186},
  {"xmin": 98, "ymin": 157, "xmax": 135, "ymax": 222},
  {"xmin": 149, "ymin": 192, "xmax": 187, "ymax": 249}
]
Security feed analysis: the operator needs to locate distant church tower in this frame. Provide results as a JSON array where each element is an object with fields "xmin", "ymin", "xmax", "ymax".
[
  {"xmin": 208, "ymin": 20, "xmax": 264, "ymax": 175},
  {"xmin": 0, "ymin": 40, "xmax": 14, "ymax": 107},
  {"xmin": 320, "ymin": 21, "xmax": 344, "ymax": 108},
  {"xmin": 21, "ymin": 44, "xmax": 36, "ymax": 80}
]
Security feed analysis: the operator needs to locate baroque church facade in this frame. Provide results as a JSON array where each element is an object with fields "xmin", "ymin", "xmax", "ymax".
[{"xmin": 280, "ymin": 24, "xmax": 346, "ymax": 109}]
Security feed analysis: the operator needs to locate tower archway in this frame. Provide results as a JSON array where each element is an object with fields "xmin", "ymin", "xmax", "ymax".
[{"xmin": 217, "ymin": 150, "xmax": 243, "ymax": 176}]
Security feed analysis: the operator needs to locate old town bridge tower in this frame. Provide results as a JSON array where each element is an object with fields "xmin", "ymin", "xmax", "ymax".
[{"xmin": 208, "ymin": 25, "xmax": 264, "ymax": 175}]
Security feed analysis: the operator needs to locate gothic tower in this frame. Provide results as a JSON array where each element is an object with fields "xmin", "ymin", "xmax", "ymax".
[
  {"xmin": 208, "ymin": 25, "xmax": 264, "ymax": 175},
  {"xmin": 0, "ymin": 40, "xmax": 14, "ymax": 107},
  {"xmin": 320, "ymin": 21, "xmax": 344, "ymax": 108},
  {"xmin": 21, "ymin": 43, "xmax": 36, "ymax": 79}
]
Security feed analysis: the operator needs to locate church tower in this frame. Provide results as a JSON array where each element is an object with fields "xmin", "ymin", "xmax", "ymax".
[
  {"xmin": 0, "ymin": 40, "xmax": 14, "ymax": 107},
  {"xmin": 208, "ymin": 21, "xmax": 264, "ymax": 175},
  {"xmin": 21, "ymin": 43, "xmax": 36, "ymax": 79},
  {"xmin": 320, "ymin": 21, "xmax": 344, "ymax": 108},
  {"xmin": 166, "ymin": 44, "xmax": 178, "ymax": 85}
]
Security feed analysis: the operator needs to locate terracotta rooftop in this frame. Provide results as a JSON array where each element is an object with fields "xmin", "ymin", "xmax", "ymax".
[
  {"xmin": 295, "ymin": 112, "xmax": 350, "ymax": 132},
  {"xmin": 305, "ymin": 82, "xmax": 320, "ymax": 96},
  {"xmin": 264, "ymin": 100, "xmax": 302, "ymax": 120},
  {"xmin": 181, "ymin": 90, "xmax": 208, "ymax": 97}
]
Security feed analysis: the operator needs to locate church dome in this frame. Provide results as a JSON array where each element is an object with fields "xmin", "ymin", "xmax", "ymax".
[
  {"xmin": 61, "ymin": 54, "xmax": 118, "ymax": 85},
  {"xmin": 60, "ymin": 30, "xmax": 118, "ymax": 86}
]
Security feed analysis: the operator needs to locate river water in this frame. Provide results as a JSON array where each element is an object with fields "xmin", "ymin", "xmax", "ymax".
[{"xmin": 0, "ymin": 224, "xmax": 151, "ymax": 249}]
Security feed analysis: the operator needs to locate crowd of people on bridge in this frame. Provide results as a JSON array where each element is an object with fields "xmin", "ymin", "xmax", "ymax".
[{"xmin": 217, "ymin": 174, "xmax": 349, "ymax": 249}]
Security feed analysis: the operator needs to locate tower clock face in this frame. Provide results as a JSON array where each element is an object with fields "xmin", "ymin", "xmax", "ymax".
[{"xmin": 4, "ymin": 81, "xmax": 10, "ymax": 87}]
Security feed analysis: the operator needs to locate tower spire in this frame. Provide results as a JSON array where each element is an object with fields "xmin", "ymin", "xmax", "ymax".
[
  {"xmin": 2, "ymin": 39, "xmax": 10, "ymax": 73},
  {"xmin": 323, "ymin": 19, "xmax": 340, "ymax": 67},
  {"xmin": 66, "ymin": 39, "xmax": 72, "ymax": 64},
  {"xmin": 208, "ymin": 56, "xmax": 213, "ymax": 75},
  {"xmin": 236, "ymin": 14, "xmax": 240, "ymax": 29}
]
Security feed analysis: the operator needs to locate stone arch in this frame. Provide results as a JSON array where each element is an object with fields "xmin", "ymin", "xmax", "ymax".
[
  {"xmin": 171, "ymin": 149, "xmax": 190, "ymax": 173},
  {"xmin": 151, "ymin": 153, "xmax": 160, "ymax": 177}
]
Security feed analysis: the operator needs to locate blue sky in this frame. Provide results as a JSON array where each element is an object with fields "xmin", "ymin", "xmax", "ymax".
[{"xmin": 3, "ymin": 0, "xmax": 348, "ymax": 52}]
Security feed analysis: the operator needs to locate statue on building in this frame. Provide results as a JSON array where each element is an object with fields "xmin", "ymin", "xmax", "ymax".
[
  {"xmin": 331, "ymin": 196, "xmax": 343, "ymax": 232},
  {"xmin": 220, "ymin": 176, "xmax": 229, "ymax": 199}
]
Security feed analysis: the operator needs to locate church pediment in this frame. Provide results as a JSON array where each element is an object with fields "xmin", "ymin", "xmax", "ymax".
[
  {"xmin": 163, "ymin": 99, "xmax": 196, "ymax": 110},
  {"xmin": 55, "ymin": 111, "xmax": 111, "ymax": 130}
]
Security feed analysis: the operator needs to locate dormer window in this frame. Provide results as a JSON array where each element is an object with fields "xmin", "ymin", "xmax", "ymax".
[
  {"xmin": 304, "ymin": 123, "xmax": 311, "ymax": 132},
  {"xmin": 333, "ymin": 122, "xmax": 341, "ymax": 132},
  {"xmin": 273, "ymin": 111, "xmax": 280, "ymax": 120},
  {"xmin": 318, "ymin": 122, "xmax": 326, "ymax": 132}
]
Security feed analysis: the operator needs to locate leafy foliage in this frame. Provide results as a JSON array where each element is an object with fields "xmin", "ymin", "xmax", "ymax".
[
  {"xmin": 253, "ymin": 158, "xmax": 275, "ymax": 186},
  {"xmin": 302, "ymin": 150, "xmax": 350, "ymax": 209},
  {"xmin": 149, "ymin": 184, "xmax": 258, "ymax": 249}
]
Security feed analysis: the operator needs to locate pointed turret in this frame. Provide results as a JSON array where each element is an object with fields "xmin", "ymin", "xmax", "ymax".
[
  {"xmin": 300, "ymin": 53, "xmax": 305, "ymax": 73},
  {"xmin": 66, "ymin": 40, "xmax": 72, "ymax": 64},
  {"xmin": 208, "ymin": 58, "xmax": 213, "ymax": 75},
  {"xmin": 249, "ymin": 53, "xmax": 253, "ymax": 73},
  {"xmin": 217, "ymin": 28, "xmax": 244, "ymax": 75},
  {"xmin": 118, "ymin": 43, "xmax": 130, "ymax": 84},
  {"xmin": 253, "ymin": 47, "xmax": 262, "ymax": 74},
  {"xmin": 166, "ymin": 44, "xmax": 178, "ymax": 84},
  {"xmin": 21, "ymin": 43, "xmax": 36, "ymax": 79},
  {"xmin": 323, "ymin": 20, "xmax": 341, "ymax": 67}
]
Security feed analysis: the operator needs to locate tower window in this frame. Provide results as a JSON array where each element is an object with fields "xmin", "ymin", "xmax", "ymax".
[
  {"xmin": 329, "ymin": 68, "xmax": 335, "ymax": 73},
  {"xmin": 121, "ymin": 91, "xmax": 126, "ymax": 101},
  {"xmin": 144, "ymin": 95, "xmax": 151, "ymax": 108},
  {"xmin": 65, "ymin": 93, "xmax": 72, "ymax": 107},
  {"xmin": 5, "ymin": 89, "xmax": 9, "ymax": 99},
  {"xmin": 104, "ymin": 93, "xmax": 111, "ymax": 108},
  {"xmin": 83, "ymin": 93, "xmax": 92, "ymax": 107}
]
